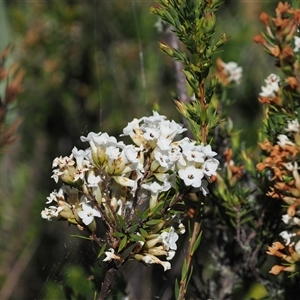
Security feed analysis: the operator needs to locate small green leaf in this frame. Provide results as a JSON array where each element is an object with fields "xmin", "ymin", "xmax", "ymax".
[
  {"xmin": 139, "ymin": 228, "xmax": 148, "ymax": 237},
  {"xmin": 135, "ymin": 209, "xmax": 143, "ymax": 219},
  {"xmin": 128, "ymin": 223, "xmax": 139, "ymax": 233},
  {"xmin": 117, "ymin": 215, "xmax": 126, "ymax": 231},
  {"xmin": 118, "ymin": 236, "xmax": 128, "ymax": 252},
  {"xmin": 142, "ymin": 208, "xmax": 151, "ymax": 220},
  {"xmin": 97, "ymin": 243, "xmax": 107, "ymax": 259},
  {"xmin": 71, "ymin": 235, "xmax": 92, "ymax": 241},
  {"xmin": 174, "ymin": 278, "xmax": 180, "ymax": 299},
  {"xmin": 181, "ymin": 258, "xmax": 188, "ymax": 281},
  {"xmin": 187, "ymin": 265, "xmax": 194, "ymax": 286},
  {"xmin": 112, "ymin": 232, "xmax": 125, "ymax": 238},
  {"xmin": 151, "ymin": 200, "xmax": 165, "ymax": 215},
  {"xmin": 130, "ymin": 234, "xmax": 145, "ymax": 243},
  {"xmin": 191, "ymin": 231, "xmax": 202, "ymax": 254},
  {"xmin": 145, "ymin": 219, "xmax": 162, "ymax": 226}
]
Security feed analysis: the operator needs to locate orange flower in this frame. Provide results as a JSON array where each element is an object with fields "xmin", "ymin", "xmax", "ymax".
[
  {"xmin": 276, "ymin": 2, "xmax": 290, "ymax": 17},
  {"xmin": 260, "ymin": 12, "xmax": 270, "ymax": 26},
  {"xmin": 269, "ymin": 265, "xmax": 286, "ymax": 275},
  {"xmin": 253, "ymin": 34, "xmax": 266, "ymax": 45},
  {"xmin": 286, "ymin": 76, "xmax": 299, "ymax": 89}
]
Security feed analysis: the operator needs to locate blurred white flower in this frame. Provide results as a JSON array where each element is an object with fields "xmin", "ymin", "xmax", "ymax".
[
  {"xmin": 221, "ymin": 61, "xmax": 243, "ymax": 84},
  {"xmin": 279, "ymin": 230, "xmax": 296, "ymax": 245},
  {"xmin": 293, "ymin": 36, "xmax": 300, "ymax": 53},
  {"xmin": 286, "ymin": 119, "xmax": 300, "ymax": 132}
]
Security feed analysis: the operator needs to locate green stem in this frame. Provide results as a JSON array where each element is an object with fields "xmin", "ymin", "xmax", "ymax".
[{"xmin": 177, "ymin": 219, "xmax": 201, "ymax": 300}]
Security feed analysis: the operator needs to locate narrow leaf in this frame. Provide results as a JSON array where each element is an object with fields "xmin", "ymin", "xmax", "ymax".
[
  {"xmin": 71, "ymin": 235, "xmax": 92, "ymax": 241},
  {"xmin": 130, "ymin": 234, "xmax": 145, "ymax": 243},
  {"xmin": 97, "ymin": 243, "xmax": 107, "ymax": 259},
  {"xmin": 139, "ymin": 228, "xmax": 148, "ymax": 237},
  {"xmin": 117, "ymin": 214, "xmax": 126, "ymax": 231},
  {"xmin": 174, "ymin": 278, "xmax": 180, "ymax": 299},
  {"xmin": 191, "ymin": 231, "xmax": 202, "ymax": 255},
  {"xmin": 118, "ymin": 236, "xmax": 128, "ymax": 252},
  {"xmin": 145, "ymin": 219, "xmax": 162, "ymax": 226}
]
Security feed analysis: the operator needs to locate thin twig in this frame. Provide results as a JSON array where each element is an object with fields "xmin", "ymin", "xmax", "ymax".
[{"xmin": 178, "ymin": 219, "xmax": 201, "ymax": 300}]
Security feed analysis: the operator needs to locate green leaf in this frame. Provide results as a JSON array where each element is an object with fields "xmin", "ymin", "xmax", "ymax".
[
  {"xmin": 151, "ymin": 200, "xmax": 165, "ymax": 215},
  {"xmin": 97, "ymin": 243, "xmax": 107, "ymax": 259},
  {"xmin": 117, "ymin": 214, "xmax": 126, "ymax": 231},
  {"xmin": 128, "ymin": 223, "xmax": 139, "ymax": 234},
  {"xmin": 181, "ymin": 258, "xmax": 188, "ymax": 281},
  {"xmin": 118, "ymin": 235, "xmax": 128, "ymax": 252},
  {"xmin": 139, "ymin": 228, "xmax": 149, "ymax": 238},
  {"xmin": 70, "ymin": 235, "xmax": 92, "ymax": 241},
  {"xmin": 112, "ymin": 232, "xmax": 125, "ymax": 238},
  {"xmin": 191, "ymin": 230, "xmax": 202, "ymax": 254},
  {"xmin": 174, "ymin": 278, "xmax": 180, "ymax": 299},
  {"xmin": 142, "ymin": 208, "xmax": 151, "ymax": 220},
  {"xmin": 145, "ymin": 219, "xmax": 162, "ymax": 226},
  {"xmin": 292, "ymin": 0, "xmax": 300, "ymax": 9},
  {"xmin": 129, "ymin": 234, "xmax": 145, "ymax": 243},
  {"xmin": 187, "ymin": 265, "xmax": 194, "ymax": 286},
  {"xmin": 135, "ymin": 209, "xmax": 143, "ymax": 219}
]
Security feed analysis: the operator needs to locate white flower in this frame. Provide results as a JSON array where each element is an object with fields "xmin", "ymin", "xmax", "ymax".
[
  {"xmin": 160, "ymin": 261, "xmax": 171, "ymax": 271},
  {"xmin": 178, "ymin": 223, "xmax": 186, "ymax": 235},
  {"xmin": 279, "ymin": 230, "xmax": 296, "ymax": 245},
  {"xmin": 142, "ymin": 181, "xmax": 171, "ymax": 209},
  {"xmin": 221, "ymin": 61, "xmax": 243, "ymax": 84},
  {"xmin": 264, "ymin": 74, "xmax": 280, "ymax": 92},
  {"xmin": 183, "ymin": 147, "xmax": 205, "ymax": 164},
  {"xmin": 286, "ymin": 119, "xmax": 300, "ymax": 132},
  {"xmin": 200, "ymin": 179, "xmax": 209, "ymax": 196},
  {"xmin": 259, "ymin": 85, "xmax": 276, "ymax": 97},
  {"xmin": 142, "ymin": 254, "xmax": 171, "ymax": 271},
  {"xmin": 203, "ymin": 158, "xmax": 219, "ymax": 176},
  {"xmin": 87, "ymin": 171, "xmax": 101, "ymax": 187},
  {"xmin": 199, "ymin": 143, "xmax": 218, "ymax": 158},
  {"xmin": 259, "ymin": 74, "xmax": 280, "ymax": 97},
  {"xmin": 153, "ymin": 147, "xmax": 173, "ymax": 169},
  {"xmin": 295, "ymin": 240, "xmax": 300, "ymax": 255},
  {"xmin": 142, "ymin": 254, "xmax": 156, "ymax": 265},
  {"xmin": 160, "ymin": 227, "xmax": 179, "ymax": 250},
  {"xmin": 178, "ymin": 165, "xmax": 204, "ymax": 188},
  {"xmin": 293, "ymin": 36, "xmax": 300, "ymax": 53},
  {"xmin": 77, "ymin": 202, "xmax": 101, "ymax": 225},
  {"xmin": 41, "ymin": 206, "xmax": 63, "ymax": 221},
  {"xmin": 282, "ymin": 214, "xmax": 293, "ymax": 225},
  {"xmin": 166, "ymin": 250, "xmax": 176, "ymax": 261},
  {"xmin": 52, "ymin": 154, "xmax": 75, "ymax": 168},
  {"xmin": 277, "ymin": 134, "xmax": 295, "ymax": 147},
  {"xmin": 103, "ymin": 248, "xmax": 120, "ymax": 262},
  {"xmin": 46, "ymin": 189, "xmax": 65, "ymax": 204}
]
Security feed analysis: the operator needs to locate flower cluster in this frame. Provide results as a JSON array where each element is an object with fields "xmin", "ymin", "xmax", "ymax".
[
  {"xmin": 257, "ymin": 118, "xmax": 300, "ymax": 275},
  {"xmin": 259, "ymin": 73, "xmax": 281, "ymax": 99},
  {"xmin": 215, "ymin": 58, "xmax": 243, "ymax": 86},
  {"xmin": 253, "ymin": 2, "xmax": 300, "ymax": 93},
  {"xmin": 41, "ymin": 111, "xmax": 219, "ymax": 270}
]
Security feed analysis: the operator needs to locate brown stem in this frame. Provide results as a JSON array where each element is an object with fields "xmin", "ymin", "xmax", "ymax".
[
  {"xmin": 97, "ymin": 266, "xmax": 118, "ymax": 300},
  {"xmin": 178, "ymin": 219, "xmax": 201, "ymax": 300},
  {"xmin": 199, "ymin": 80, "xmax": 207, "ymax": 144}
]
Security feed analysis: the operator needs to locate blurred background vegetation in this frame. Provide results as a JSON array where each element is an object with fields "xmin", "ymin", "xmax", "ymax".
[{"xmin": 0, "ymin": 1, "xmax": 282, "ymax": 299}]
